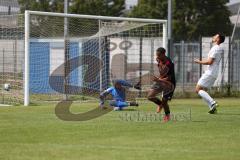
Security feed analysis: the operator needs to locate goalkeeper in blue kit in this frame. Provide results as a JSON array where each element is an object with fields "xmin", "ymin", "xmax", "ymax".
[{"xmin": 99, "ymin": 80, "xmax": 141, "ymax": 111}]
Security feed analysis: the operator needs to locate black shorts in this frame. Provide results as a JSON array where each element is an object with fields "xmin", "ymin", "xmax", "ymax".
[{"xmin": 151, "ymin": 81, "xmax": 175, "ymax": 100}]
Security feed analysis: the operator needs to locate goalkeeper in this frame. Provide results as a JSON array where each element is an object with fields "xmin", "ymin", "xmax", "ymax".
[{"xmin": 99, "ymin": 80, "xmax": 141, "ymax": 111}]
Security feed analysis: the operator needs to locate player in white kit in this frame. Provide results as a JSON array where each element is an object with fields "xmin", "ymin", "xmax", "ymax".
[{"xmin": 194, "ymin": 33, "xmax": 225, "ymax": 114}]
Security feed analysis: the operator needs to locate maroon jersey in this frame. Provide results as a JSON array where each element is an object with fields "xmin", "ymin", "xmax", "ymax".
[{"xmin": 157, "ymin": 57, "xmax": 176, "ymax": 87}]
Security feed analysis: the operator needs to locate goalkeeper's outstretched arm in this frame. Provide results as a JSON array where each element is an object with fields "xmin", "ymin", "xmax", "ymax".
[
  {"xmin": 113, "ymin": 79, "xmax": 141, "ymax": 90},
  {"xmin": 99, "ymin": 89, "xmax": 110, "ymax": 108}
]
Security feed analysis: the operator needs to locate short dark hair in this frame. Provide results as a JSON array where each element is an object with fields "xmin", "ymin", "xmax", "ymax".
[
  {"xmin": 217, "ymin": 33, "xmax": 225, "ymax": 44},
  {"xmin": 156, "ymin": 47, "xmax": 166, "ymax": 55},
  {"xmin": 112, "ymin": 80, "xmax": 121, "ymax": 86}
]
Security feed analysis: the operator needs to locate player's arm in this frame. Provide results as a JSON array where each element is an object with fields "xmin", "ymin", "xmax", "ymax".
[
  {"xmin": 194, "ymin": 58, "xmax": 214, "ymax": 65},
  {"xmin": 159, "ymin": 64, "xmax": 169, "ymax": 78},
  {"xmin": 99, "ymin": 89, "xmax": 111, "ymax": 108},
  {"xmin": 113, "ymin": 79, "xmax": 141, "ymax": 90},
  {"xmin": 152, "ymin": 64, "xmax": 170, "ymax": 82},
  {"xmin": 151, "ymin": 75, "xmax": 169, "ymax": 82},
  {"xmin": 194, "ymin": 48, "xmax": 217, "ymax": 65}
]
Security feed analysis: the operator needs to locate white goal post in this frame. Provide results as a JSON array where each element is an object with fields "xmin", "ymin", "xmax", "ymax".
[{"xmin": 24, "ymin": 10, "xmax": 168, "ymax": 106}]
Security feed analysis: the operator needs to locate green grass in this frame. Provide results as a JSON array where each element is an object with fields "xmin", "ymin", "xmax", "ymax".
[{"xmin": 0, "ymin": 98, "xmax": 240, "ymax": 160}]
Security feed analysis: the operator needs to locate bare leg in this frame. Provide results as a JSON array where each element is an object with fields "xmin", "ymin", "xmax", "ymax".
[
  {"xmin": 147, "ymin": 89, "xmax": 162, "ymax": 106},
  {"xmin": 195, "ymin": 84, "xmax": 207, "ymax": 93},
  {"xmin": 147, "ymin": 89, "xmax": 164, "ymax": 113}
]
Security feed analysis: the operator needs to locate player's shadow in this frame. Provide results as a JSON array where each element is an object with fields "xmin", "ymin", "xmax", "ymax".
[
  {"xmin": 191, "ymin": 120, "xmax": 208, "ymax": 123},
  {"xmin": 122, "ymin": 108, "xmax": 137, "ymax": 111},
  {"xmin": 216, "ymin": 113, "xmax": 240, "ymax": 116}
]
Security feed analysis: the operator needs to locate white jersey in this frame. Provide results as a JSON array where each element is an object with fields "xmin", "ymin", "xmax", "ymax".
[{"xmin": 205, "ymin": 44, "xmax": 223, "ymax": 78}]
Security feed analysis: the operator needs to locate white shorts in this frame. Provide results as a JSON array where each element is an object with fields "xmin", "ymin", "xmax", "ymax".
[{"xmin": 197, "ymin": 73, "xmax": 216, "ymax": 88}]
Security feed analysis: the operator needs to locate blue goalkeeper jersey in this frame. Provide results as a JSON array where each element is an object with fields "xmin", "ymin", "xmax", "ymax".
[{"xmin": 106, "ymin": 87, "xmax": 126, "ymax": 101}]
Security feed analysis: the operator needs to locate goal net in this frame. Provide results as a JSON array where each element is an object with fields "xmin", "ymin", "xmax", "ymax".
[
  {"xmin": 0, "ymin": 14, "xmax": 24, "ymax": 105},
  {"xmin": 1, "ymin": 11, "xmax": 167, "ymax": 105}
]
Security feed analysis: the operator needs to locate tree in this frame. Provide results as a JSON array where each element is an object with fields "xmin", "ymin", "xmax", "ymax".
[
  {"xmin": 50, "ymin": 0, "xmax": 64, "ymax": 13},
  {"xmin": 18, "ymin": 0, "xmax": 65, "ymax": 13},
  {"xmin": 18, "ymin": 0, "xmax": 50, "ymax": 12},
  {"xmin": 18, "ymin": 0, "xmax": 125, "ymax": 15},
  {"xmin": 128, "ymin": 0, "xmax": 167, "ymax": 19},
  {"xmin": 18, "ymin": 0, "xmax": 125, "ymax": 38},
  {"xmin": 18, "ymin": 0, "xmax": 67, "ymax": 38},
  {"xmin": 70, "ymin": 0, "xmax": 125, "ymax": 16},
  {"xmin": 129, "ymin": 0, "xmax": 232, "ymax": 41},
  {"xmin": 173, "ymin": 0, "xmax": 232, "ymax": 40}
]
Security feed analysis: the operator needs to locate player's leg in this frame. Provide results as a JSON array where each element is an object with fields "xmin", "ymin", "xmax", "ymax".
[
  {"xmin": 162, "ymin": 97, "xmax": 171, "ymax": 122},
  {"xmin": 147, "ymin": 89, "xmax": 161, "ymax": 105},
  {"xmin": 109, "ymin": 100, "xmax": 137, "ymax": 111},
  {"xmin": 109, "ymin": 100, "xmax": 126, "ymax": 110},
  {"xmin": 148, "ymin": 80, "xmax": 173, "ymax": 113},
  {"xmin": 147, "ymin": 87, "xmax": 163, "ymax": 113},
  {"xmin": 196, "ymin": 85, "xmax": 213, "ymax": 108},
  {"xmin": 196, "ymin": 74, "xmax": 218, "ymax": 113},
  {"xmin": 161, "ymin": 82, "xmax": 175, "ymax": 122},
  {"xmin": 149, "ymin": 80, "xmax": 175, "ymax": 113},
  {"xmin": 147, "ymin": 89, "xmax": 162, "ymax": 105},
  {"xmin": 129, "ymin": 101, "xmax": 139, "ymax": 107}
]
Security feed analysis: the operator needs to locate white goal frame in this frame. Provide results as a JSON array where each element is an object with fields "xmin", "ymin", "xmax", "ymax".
[{"xmin": 24, "ymin": 10, "xmax": 168, "ymax": 106}]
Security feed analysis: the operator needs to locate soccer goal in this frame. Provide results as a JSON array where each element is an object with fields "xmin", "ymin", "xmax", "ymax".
[{"xmin": 0, "ymin": 10, "xmax": 167, "ymax": 106}]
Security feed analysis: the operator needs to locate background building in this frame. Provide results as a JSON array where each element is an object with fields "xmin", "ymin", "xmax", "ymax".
[{"xmin": 227, "ymin": 0, "xmax": 240, "ymax": 25}]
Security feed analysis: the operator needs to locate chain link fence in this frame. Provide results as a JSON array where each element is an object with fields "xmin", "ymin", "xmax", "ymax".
[{"xmin": 172, "ymin": 36, "xmax": 240, "ymax": 96}]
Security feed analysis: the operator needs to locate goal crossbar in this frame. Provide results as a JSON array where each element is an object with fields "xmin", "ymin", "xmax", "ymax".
[{"xmin": 27, "ymin": 10, "xmax": 167, "ymax": 24}]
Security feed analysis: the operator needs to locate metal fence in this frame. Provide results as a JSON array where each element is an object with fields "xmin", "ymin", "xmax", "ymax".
[
  {"xmin": 173, "ymin": 41, "xmax": 201, "ymax": 92},
  {"xmin": 172, "ymin": 37, "xmax": 240, "ymax": 94},
  {"xmin": 231, "ymin": 31, "xmax": 240, "ymax": 92}
]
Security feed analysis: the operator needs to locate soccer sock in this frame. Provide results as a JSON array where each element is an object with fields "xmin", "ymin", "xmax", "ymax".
[
  {"xmin": 162, "ymin": 101, "xmax": 170, "ymax": 115},
  {"xmin": 198, "ymin": 90, "xmax": 215, "ymax": 109},
  {"xmin": 164, "ymin": 110, "xmax": 170, "ymax": 116},
  {"xmin": 129, "ymin": 101, "xmax": 138, "ymax": 106}
]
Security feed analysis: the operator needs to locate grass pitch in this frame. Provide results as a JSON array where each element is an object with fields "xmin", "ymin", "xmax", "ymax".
[{"xmin": 0, "ymin": 98, "xmax": 240, "ymax": 160}]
